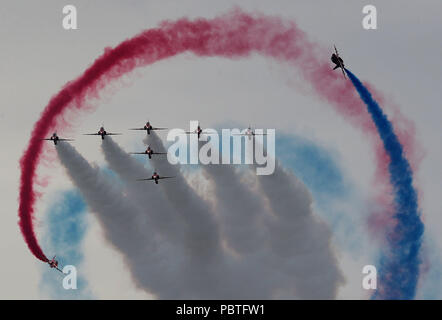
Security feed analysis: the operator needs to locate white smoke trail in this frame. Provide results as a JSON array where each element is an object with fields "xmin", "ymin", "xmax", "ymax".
[
  {"xmin": 201, "ymin": 160, "xmax": 344, "ymax": 299},
  {"xmin": 201, "ymin": 164, "xmax": 269, "ymax": 255},
  {"xmin": 100, "ymin": 138, "xmax": 186, "ymax": 246},
  {"xmin": 58, "ymin": 142, "xmax": 274, "ymax": 298},
  {"xmin": 56, "ymin": 142, "xmax": 190, "ymax": 298},
  {"xmin": 143, "ymin": 132, "xmax": 343, "ymax": 299},
  {"xmin": 144, "ymin": 134, "xmax": 298, "ymax": 298},
  {"xmin": 143, "ymin": 133, "xmax": 223, "ymax": 264},
  {"xmin": 254, "ymin": 160, "xmax": 345, "ymax": 299},
  {"xmin": 100, "ymin": 138, "xmax": 274, "ymax": 298},
  {"xmin": 57, "ymin": 137, "xmax": 344, "ymax": 299}
]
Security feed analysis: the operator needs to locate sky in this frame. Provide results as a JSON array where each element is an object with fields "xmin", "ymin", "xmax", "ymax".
[{"xmin": 0, "ymin": 0, "xmax": 441, "ymax": 299}]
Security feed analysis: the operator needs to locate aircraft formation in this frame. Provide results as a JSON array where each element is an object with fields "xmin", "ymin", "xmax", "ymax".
[
  {"xmin": 41, "ymin": 121, "xmax": 272, "ymax": 183},
  {"xmin": 41, "ymin": 47, "xmax": 346, "ymax": 272}
]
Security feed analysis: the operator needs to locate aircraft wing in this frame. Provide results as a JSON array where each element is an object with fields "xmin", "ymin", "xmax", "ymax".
[
  {"xmin": 151, "ymin": 127, "xmax": 167, "ymax": 131},
  {"xmin": 41, "ymin": 138, "xmax": 74, "ymax": 141},
  {"xmin": 129, "ymin": 152, "xmax": 147, "ymax": 155},
  {"xmin": 158, "ymin": 176, "xmax": 175, "ymax": 180},
  {"xmin": 137, "ymin": 178, "xmax": 155, "ymax": 181},
  {"xmin": 56, "ymin": 267, "xmax": 63, "ymax": 273},
  {"xmin": 129, "ymin": 128, "xmax": 146, "ymax": 130},
  {"xmin": 83, "ymin": 133, "xmax": 100, "ymax": 136},
  {"xmin": 232, "ymin": 133, "xmax": 267, "ymax": 136},
  {"xmin": 152, "ymin": 152, "xmax": 167, "ymax": 155},
  {"xmin": 106, "ymin": 133, "xmax": 122, "ymax": 136}
]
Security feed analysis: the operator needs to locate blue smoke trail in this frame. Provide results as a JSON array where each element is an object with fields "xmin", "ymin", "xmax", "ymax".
[
  {"xmin": 276, "ymin": 134, "xmax": 369, "ymax": 255},
  {"xmin": 345, "ymin": 69, "xmax": 424, "ymax": 299},
  {"xmin": 41, "ymin": 190, "xmax": 93, "ymax": 299}
]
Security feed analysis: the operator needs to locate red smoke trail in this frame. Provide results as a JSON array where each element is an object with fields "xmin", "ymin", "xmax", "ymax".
[{"xmin": 20, "ymin": 9, "xmax": 419, "ymax": 261}]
